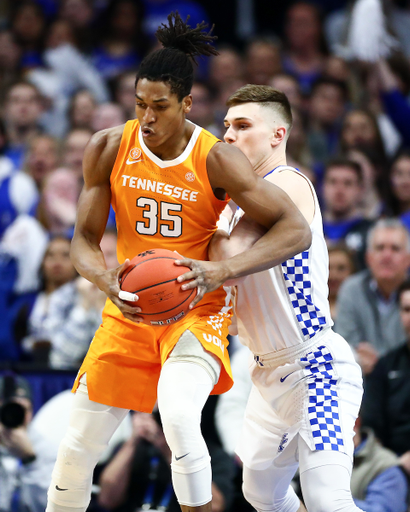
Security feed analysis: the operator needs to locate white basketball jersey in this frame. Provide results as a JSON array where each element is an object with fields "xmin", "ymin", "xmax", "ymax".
[{"xmin": 235, "ymin": 166, "xmax": 333, "ymax": 354}]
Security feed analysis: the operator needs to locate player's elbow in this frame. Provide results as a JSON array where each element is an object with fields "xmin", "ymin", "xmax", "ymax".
[{"xmin": 299, "ymin": 221, "xmax": 312, "ymax": 252}]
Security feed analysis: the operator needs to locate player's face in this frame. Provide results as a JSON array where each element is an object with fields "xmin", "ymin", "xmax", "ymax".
[
  {"xmin": 135, "ymin": 79, "xmax": 191, "ymax": 150},
  {"xmin": 224, "ymin": 103, "xmax": 275, "ymax": 170}
]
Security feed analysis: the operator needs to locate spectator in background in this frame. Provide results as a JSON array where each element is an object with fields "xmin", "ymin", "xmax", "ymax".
[
  {"xmin": 208, "ymin": 47, "xmax": 245, "ymax": 127},
  {"xmin": 91, "ymin": 102, "xmax": 127, "ymax": 133},
  {"xmin": 61, "ymin": 128, "xmax": 92, "ymax": 180},
  {"xmin": 347, "ymin": 148, "xmax": 385, "ymax": 221},
  {"xmin": 245, "ymin": 37, "xmax": 282, "ymax": 85},
  {"xmin": 91, "ymin": 0, "xmax": 146, "ymax": 82},
  {"xmin": 58, "ymin": 0, "xmax": 96, "ymax": 53},
  {"xmin": 0, "ymin": 155, "xmax": 38, "ymax": 240},
  {"xmin": 361, "ymin": 279, "xmax": 410, "ymax": 457},
  {"xmin": 113, "ymin": 71, "xmax": 138, "ymax": 120},
  {"xmin": 37, "ymin": 168, "xmax": 80, "ymax": 236},
  {"xmin": 208, "ymin": 46, "xmax": 244, "ymax": 95},
  {"xmin": 369, "ymin": 55, "xmax": 410, "ymax": 150},
  {"xmin": 47, "ymin": 228, "xmax": 118, "ymax": 370},
  {"xmin": 98, "ymin": 405, "xmax": 235, "ymax": 512},
  {"xmin": 322, "ymin": 158, "xmax": 372, "ymax": 269},
  {"xmin": 282, "ymin": 1, "xmax": 328, "ymax": 95},
  {"xmin": 0, "ymin": 29, "xmax": 23, "ymax": 104},
  {"xmin": 0, "ymin": 375, "xmax": 45, "ymax": 512},
  {"xmin": 324, "ymin": 1, "xmax": 410, "ymax": 60},
  {"xmin": 3, "ymin": 81, "xmax": 44, "ymax": 171},
  {"xmin": 351, "ymin": 416, "xmax": 408, "ymax": 512},
  {"xmin": 340, "ymin": 108, "xmax": 387, "ymax": 170},
  {"xmin": 187, "ymin": 82, "xmax": 219, "ymax": 136},
  {"xmin": 328, "ymin": 244, "xmax": 356, "ymax": 321},
  {"xmin": 45, "ymin": 18, "xmax": 77, "ymax": 50},
  {"xmin": 0, "ymin": 212, "xmax": 48, "ymax": 361},
  {"xmin": 24, "ymin": 134, "xmax": 60, "ymax": 191},
  {"xmin": 286, "ymin": 107, "xmax": 314, "ymax": 173},
  {"xmin": 21, "ymin": 236, "xmax": 77, "ymax": 362},
  {"xmin": 388, "ymin": 150, "xmax": 410, "ymax": 231},
  {"xmin": 67, "ymin": 89, "xmax": 97, "ymax": 132},
  {"xmin": 10, "ymin": 0, "xmax": 47, "ymax": 71},
  {"xmin": 269, "ymin": 73, "xmax": 303, "ymax": 112},
  {"xmin": 335, "ymin": 218, "xmax": 410, "ymax": 375},
  {"xmin": 306, "ymin": 77, "xmax": 348, "ymax": 173}
]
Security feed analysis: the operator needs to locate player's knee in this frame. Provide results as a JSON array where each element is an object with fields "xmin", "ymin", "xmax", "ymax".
[
  {"xmin": 160, "ymin": 399, "xmax": 200, "ymax": 443},
  {"xmin": 303, "ymin": 486, "xmax": 355, "ymax": 512},
  {"xmin": 53, "ymin": 426, "xmax": 108, "ymax": 483},
  {"xmin": 160, "ymin": 405, "xmax": 209, "ymax": 474},
  {"xmin": 243, "ymin": 484, "xmax": 300, "ymax": 512}
]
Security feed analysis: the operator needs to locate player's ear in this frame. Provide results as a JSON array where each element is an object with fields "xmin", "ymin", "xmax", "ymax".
[
  {"xmin": 271, "ymin": 126, "xmax": 286, "ymax": 147},
  {"xmin": 183, "ymin": 95, "xmax": 193, "ymax": 114}
]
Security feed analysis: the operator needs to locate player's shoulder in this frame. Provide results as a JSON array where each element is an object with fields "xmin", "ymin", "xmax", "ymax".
[
  {"xmin": 266, "ymin": 167, "xmax": 312, "ymax": 190},
  {"xmin": 84, "ymin": 124, "xmax": 126, "ymax": 179},
  {"xmin": 88, "ymin": 124, "xmax": 125, "ymax": 155}
]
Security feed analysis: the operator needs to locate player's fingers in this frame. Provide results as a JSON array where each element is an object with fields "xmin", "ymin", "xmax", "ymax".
[
  {"xmin": 112, "ymin": 297, "xmax": 142, "ymax": 314},
  {"xmin": 177, "ymin": 269, "xmax": 197, "ymax": 285},
  {"xmin": 118, "ymin": 290, "xmax": 139, "ymax": 302},
  {"xmin": 122, "ymin": 312, "xmax": 144, "ymax": 323},
  {"xmin": 175, "ymin": 258, "xmax": 193, "ymax": 269},
  {"xmin": 189, "ymin": 287, "xmax": 204, "ymax": 308}
]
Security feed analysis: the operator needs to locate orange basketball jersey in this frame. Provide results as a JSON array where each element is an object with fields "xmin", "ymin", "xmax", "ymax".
[{"xmin": 73, "ymin": 120, "xmax": 234, "ymax": 412}]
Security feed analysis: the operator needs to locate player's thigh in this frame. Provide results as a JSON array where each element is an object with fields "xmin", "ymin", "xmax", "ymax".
[
  {"xmin": 70, "ymin": 374, "xmax": 129, "ymax": 442},
  {"xmin": 299, "ymin": 436, "xmax": 356, "ymax": 512},
  {"xmin": 243, "ymin": 434, "xmax": 299, "ymax": 507}
]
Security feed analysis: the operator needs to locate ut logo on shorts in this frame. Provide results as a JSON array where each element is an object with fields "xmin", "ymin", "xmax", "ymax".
[{"xmin": 202, "ymin": 333, "xmax": 225, "ymax": 354}]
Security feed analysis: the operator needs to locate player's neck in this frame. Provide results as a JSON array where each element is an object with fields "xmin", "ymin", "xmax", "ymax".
[
  {"xmin": 255, "ymin": 151, "xmax": 287, "ymax": 178},
  {"xmin": 144, "ymin": 120, "xmax": 195, "ymax": 161}
]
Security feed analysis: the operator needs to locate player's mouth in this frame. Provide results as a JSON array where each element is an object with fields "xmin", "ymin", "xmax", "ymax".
[{"xmin": 141, "ymin": 127, "xmax": 154, "ymax": 138}]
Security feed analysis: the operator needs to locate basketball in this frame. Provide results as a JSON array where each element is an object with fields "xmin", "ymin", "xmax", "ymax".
[{"xmin": 119, "ymin": 248, "xmax": 195, "ymax": 326}]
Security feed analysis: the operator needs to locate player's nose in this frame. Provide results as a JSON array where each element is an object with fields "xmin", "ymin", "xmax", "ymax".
[
  {"xmin": 224, "ymin": 127, "xmax": 235, "ymax": 144},
  {"xmin": 143, "ymin": 107, "xmax": 155, "ymax": 124}
]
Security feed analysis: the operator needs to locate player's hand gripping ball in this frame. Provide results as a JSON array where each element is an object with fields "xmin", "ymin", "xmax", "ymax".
[{"xmin": 119, "ymin": 248, "xmax": 195, "ymax": 326}]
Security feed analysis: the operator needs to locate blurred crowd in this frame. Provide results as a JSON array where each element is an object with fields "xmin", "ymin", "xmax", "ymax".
[{"xmin": 1, "ymin": 0, "xmax": 410, "ymax": 511}]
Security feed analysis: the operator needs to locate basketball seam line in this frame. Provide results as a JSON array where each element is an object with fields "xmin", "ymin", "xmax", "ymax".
[
  {"xmin": 135, "ymin": 289, "xmax": 195, "ymax": 316},
  {"xmin": 125, "ymin": 277, "xmax": 185, "ymax": 293}
]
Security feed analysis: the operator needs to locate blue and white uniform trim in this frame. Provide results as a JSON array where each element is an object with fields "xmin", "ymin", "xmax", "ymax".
[
  {"xmin": 282, "ymin": 251, "xmax": 327, "ymax": 339},
  {"xmin": 302, "ymin": 345, "xmax": 344, "ymax": 451}
]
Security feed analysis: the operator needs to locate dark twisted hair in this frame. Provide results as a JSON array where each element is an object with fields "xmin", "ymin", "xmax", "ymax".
[{"xmin": 136, "ymin": 12, "xmax": 218, "ymax": 101}]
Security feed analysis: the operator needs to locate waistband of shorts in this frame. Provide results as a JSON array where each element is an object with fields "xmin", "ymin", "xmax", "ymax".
[{"xmin": 253, "ymin": 327, "xmax": 332, "ymax": 368}]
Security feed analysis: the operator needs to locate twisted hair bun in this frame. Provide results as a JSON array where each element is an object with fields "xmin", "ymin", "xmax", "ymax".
[{"xmin": 156, "ymin": 12, "xmax": 218, "ymax": 63}]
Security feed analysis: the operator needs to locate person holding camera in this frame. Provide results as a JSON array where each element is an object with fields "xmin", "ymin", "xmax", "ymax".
[{"xmin": 0, "ymin": 374, "xmax": 46, "ymax": 512}]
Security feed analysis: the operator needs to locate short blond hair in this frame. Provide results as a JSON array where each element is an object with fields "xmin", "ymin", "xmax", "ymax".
[{"xmin": 227, "ymin": 84, "xmax": 293, "ymax": 130}]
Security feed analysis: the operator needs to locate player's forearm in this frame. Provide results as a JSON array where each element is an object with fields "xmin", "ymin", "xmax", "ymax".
[
  {"xmin": 223, "ymin": 210, "xmax": 311, "ymax": 280},
  {"xmin": 70, "ymin": 232, "xmax": 108, "ymax": 289}
]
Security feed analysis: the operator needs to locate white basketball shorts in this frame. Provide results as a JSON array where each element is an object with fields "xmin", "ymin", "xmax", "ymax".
[{"xmin": 236, "ymin": 328, "xmax": 363, "ymax": 470}]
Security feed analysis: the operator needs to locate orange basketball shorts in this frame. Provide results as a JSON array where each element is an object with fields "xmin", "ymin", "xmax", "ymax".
[{"xmin": 73, "ymin": 300, "xmax": 233, "ymax": 412}]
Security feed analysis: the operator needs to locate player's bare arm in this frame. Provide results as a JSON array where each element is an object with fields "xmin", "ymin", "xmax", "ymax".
[
  {"xmin": 70, "ymin": 126, "xmax": 143, "ymax": 323},
  {"xmin": 211, "ymin": 168, "xmax": 315, "ymax": 263},
  {"xmin": 177, "ymin": 143, "xmax": 311, "ymax": 305}
]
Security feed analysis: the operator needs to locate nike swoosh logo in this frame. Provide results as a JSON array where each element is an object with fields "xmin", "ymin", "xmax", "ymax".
[
  {"xmin": 280, "ymin": 372, "xmax": 295, "ymax": 383},
  {"xmin": 175, "ymin": 453, "xmax": 189, "ymax": 461},
  {"xmin": 126, "ymin": 158, "xmax": 141, "ymax": 165},
  {"xmin": 55, "ymin": 485, "xmax": 68, "ymax": 491}
]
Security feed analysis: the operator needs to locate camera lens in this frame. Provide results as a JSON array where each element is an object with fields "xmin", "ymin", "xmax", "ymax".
[{"xmin": 0, "ymin": 402, "xmax": 26, "ymax": 429}]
